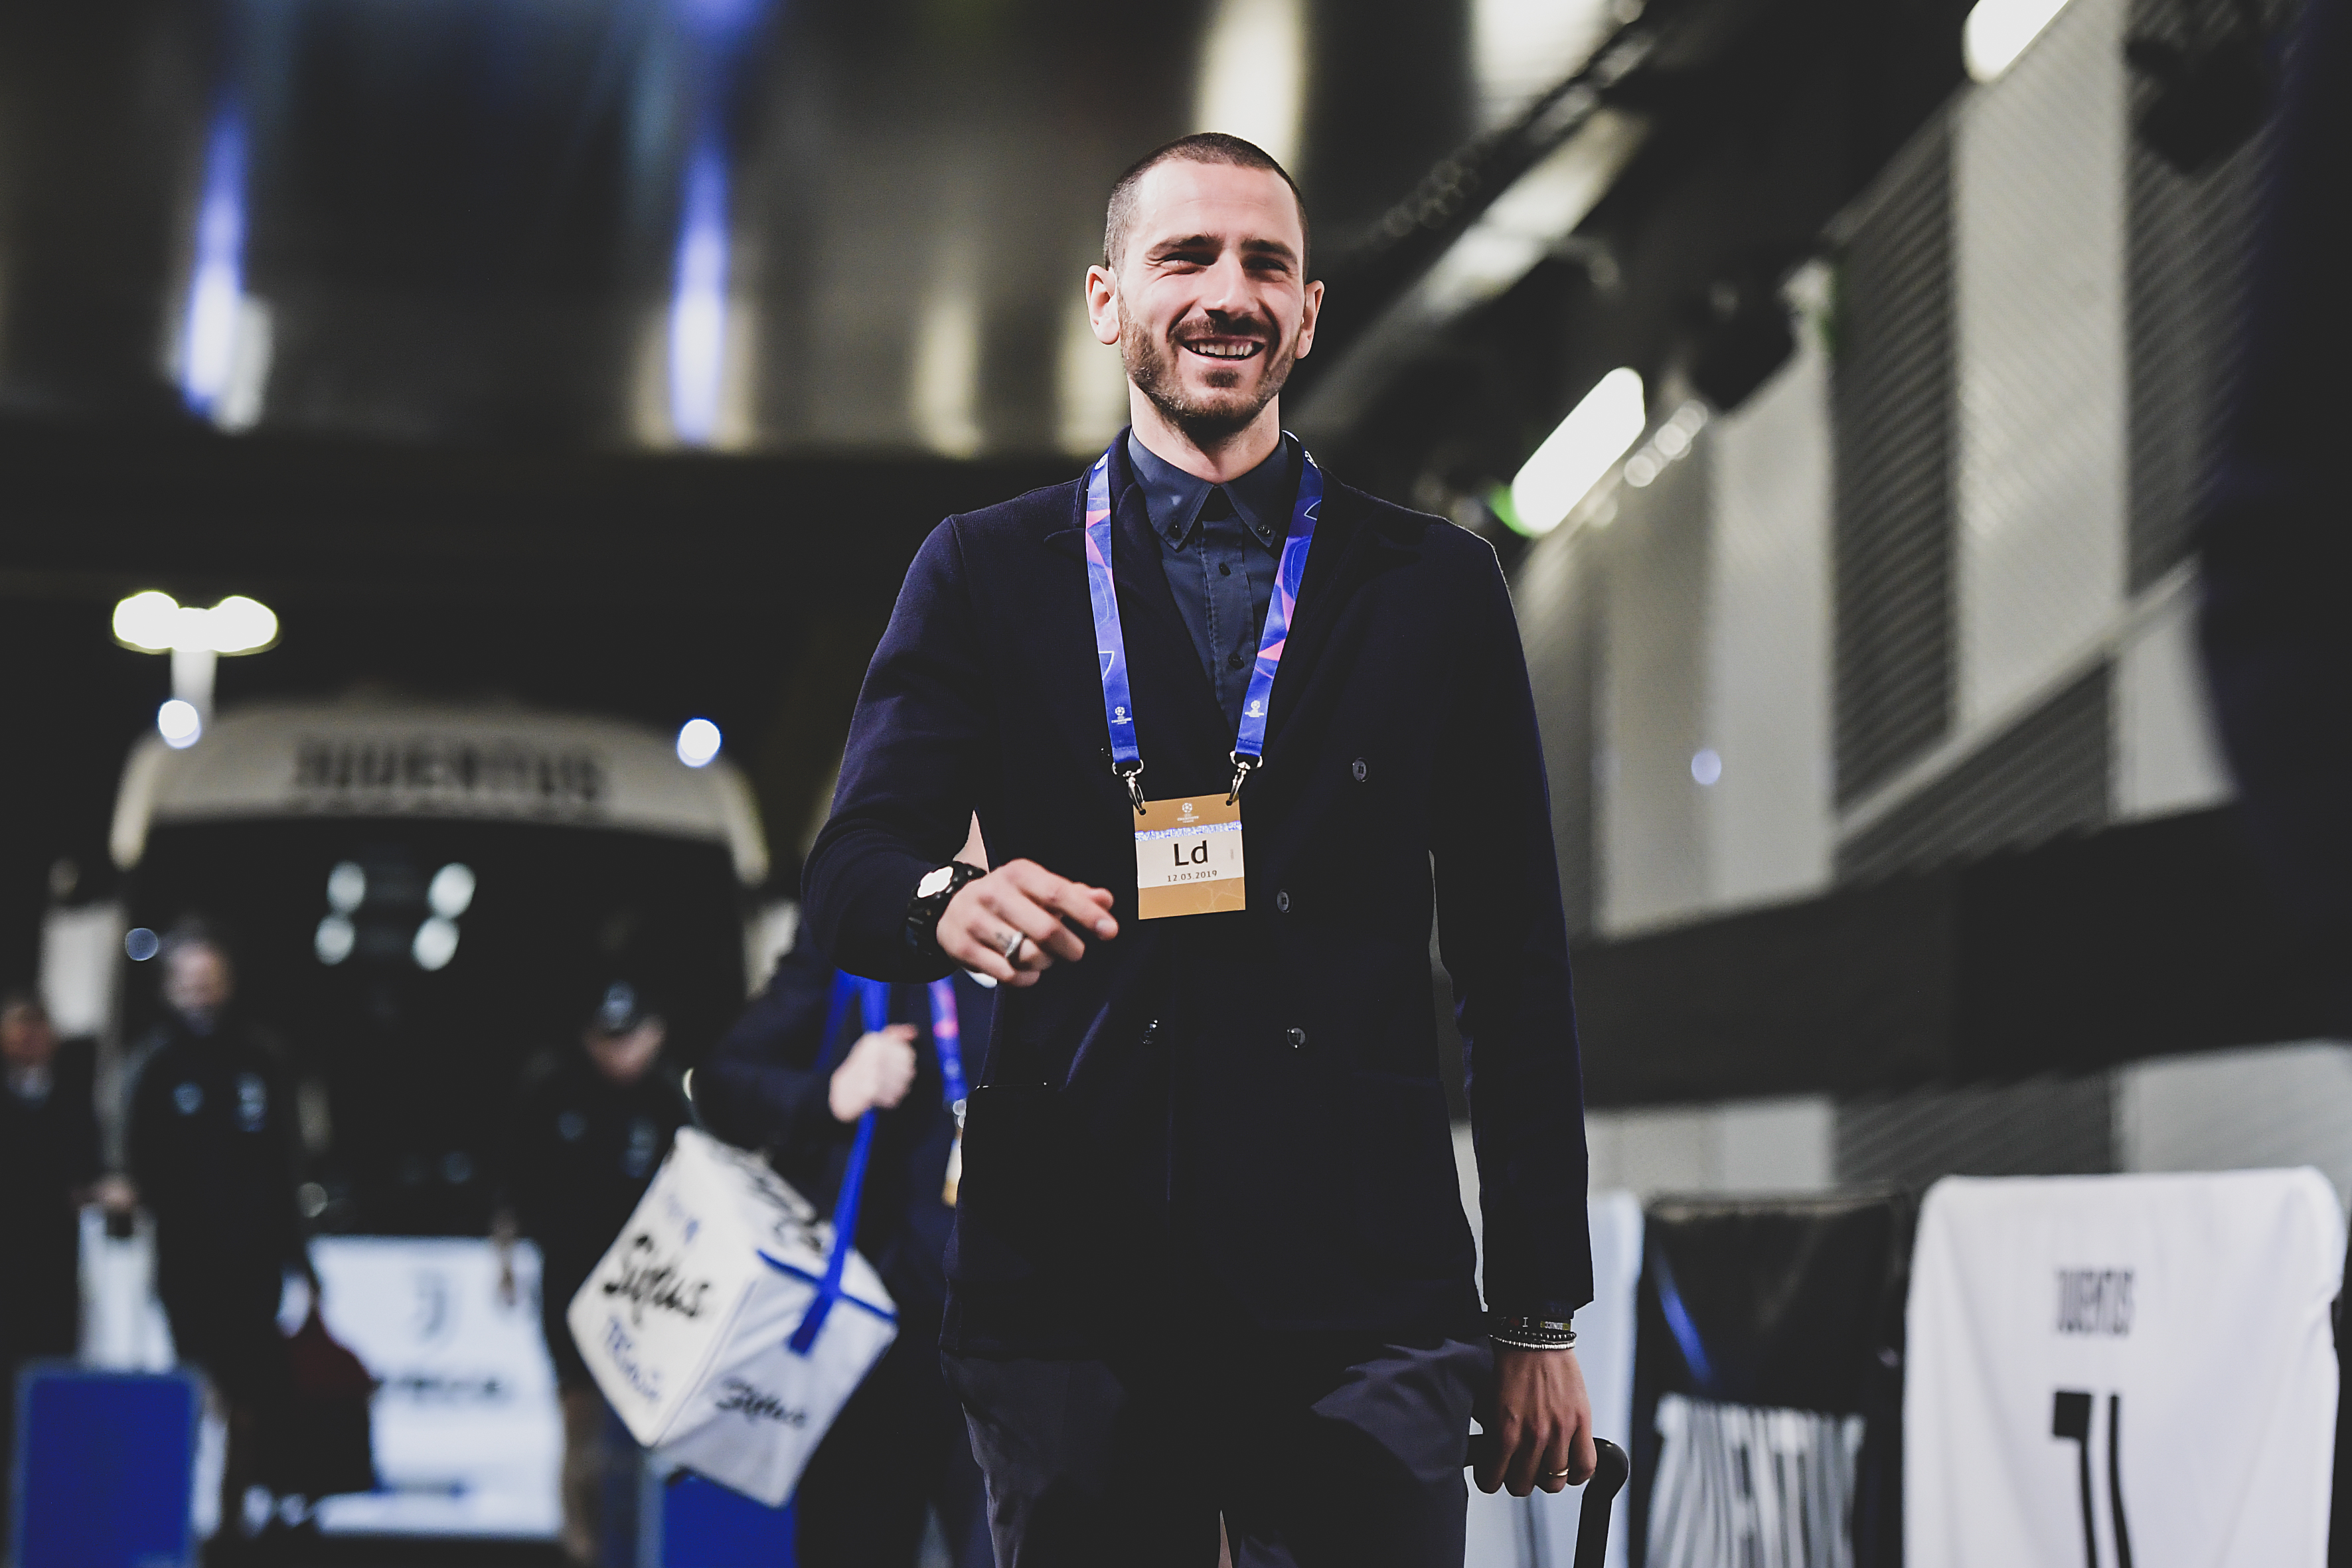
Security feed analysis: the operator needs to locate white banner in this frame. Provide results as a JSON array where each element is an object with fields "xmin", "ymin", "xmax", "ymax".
[
  {"xmin": 568, "ymin": 1128, "xmax": 896, "ymax": 1507},
  {"xmin": 1906, "ymin": 1170, "xmax": 2344, "ymax": 1568},
  {"xmin": 307, "ymin": 1237, "xmax": 563, "ymax": 1537}
]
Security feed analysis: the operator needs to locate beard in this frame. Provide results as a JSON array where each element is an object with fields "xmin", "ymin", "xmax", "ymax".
[{"xmin": 1120, "ymin": 313, "xmax": 1300, "ymax": 444}]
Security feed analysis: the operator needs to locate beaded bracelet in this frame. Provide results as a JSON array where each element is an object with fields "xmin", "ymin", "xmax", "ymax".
[{"xmin": 1490, "ymin": 1314, "xmax": 1577, "ymax": 1351}]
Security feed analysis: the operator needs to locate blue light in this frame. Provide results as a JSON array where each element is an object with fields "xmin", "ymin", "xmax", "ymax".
[
  {"xmin": 667, "ymin": 137, "xmax": 730, "ymax": 446},
  {"xmin": 674, "ymin": 0, "xmax": 768, "ymax": 42},
  {"xmin": 180, "ymin": 108, "xmax": 248, "ymax": 416}
]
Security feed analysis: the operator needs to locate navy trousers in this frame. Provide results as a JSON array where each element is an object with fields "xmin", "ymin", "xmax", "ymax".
[{"xmin": 943, "ymin": 1328, "xmax": 1487, "ymax": 1567}]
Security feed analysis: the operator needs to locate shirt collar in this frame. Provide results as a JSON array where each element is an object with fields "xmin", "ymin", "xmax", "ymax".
[{"xmin": 1123, "ymin": 429, "xmax": 1296, "ymax": 551}]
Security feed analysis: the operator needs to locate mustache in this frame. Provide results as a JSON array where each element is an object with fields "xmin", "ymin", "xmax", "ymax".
[{"xmin": 1171, "ymin": 316, "xmax": 1279, "ymax": 348}]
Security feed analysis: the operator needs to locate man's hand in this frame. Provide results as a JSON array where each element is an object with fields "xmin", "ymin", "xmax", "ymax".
[
  {"xmin": 828, "ymin": 1024, "xmax": 921, "ymax": 1121},
  {"xmin": 935, "ymin": 860, "xmax": 1118, "ymax": 987},
  {"xmin": 1476, "ymin": 1346, "xmax": 1597, "ymax": 1498}
]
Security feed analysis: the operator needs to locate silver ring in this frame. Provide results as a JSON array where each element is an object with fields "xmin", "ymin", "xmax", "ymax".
[
  {"xmin": 999, "ymin": 929, "xmax": 1026, "ymax": 962},
  {"xmin": 1546, "ymin": 1468, "xmax": 1577, "ymax": 1481}
]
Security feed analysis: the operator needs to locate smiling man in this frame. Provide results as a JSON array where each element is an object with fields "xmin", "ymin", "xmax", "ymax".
[{"xmin": 803, "ymin": 133, "xmax": 1595, "ymax": 1566}]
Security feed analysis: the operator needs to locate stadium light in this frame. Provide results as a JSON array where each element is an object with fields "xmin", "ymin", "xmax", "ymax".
[
  {"xmin": 1964, "ymin": 0, "xmax": 2073, "ymax": 82},
  {"xmin": 114, "ymin": 591, "xmax": 279, "ymax": 741},
  {"xmin": 157, "ymin": 699, "xmax": 202, "ymax": 749},
  {"xmin": 112, "ymin": 591, "xmax": 278, "ymax": 655},
  {"xmin": 677, "ymin": 718, "xmax": 723, "ymax": 769},
  {"xmin": 1508, "ymin": 368, "xmax": 1646, "ymax": 538}
]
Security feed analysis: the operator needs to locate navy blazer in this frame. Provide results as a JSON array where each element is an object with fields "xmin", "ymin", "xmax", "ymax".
[{"xmin": 805, "ymin": 433, "xmax": 1592, "ymax": 1356}]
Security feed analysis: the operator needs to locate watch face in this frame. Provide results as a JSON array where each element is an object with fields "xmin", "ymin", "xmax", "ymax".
[{"xmin": 917, "ymin": 865, "xmax": 957, "ymax": 899}]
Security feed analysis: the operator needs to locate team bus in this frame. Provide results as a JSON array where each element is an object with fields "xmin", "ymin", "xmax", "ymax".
[
  {"xmin": 77, "ymin": 697, "xmax": 779, "ymax": 1536},
  {"xmin": 104, "ymin": 696, "xmax": 772, "ymax": 1235}
]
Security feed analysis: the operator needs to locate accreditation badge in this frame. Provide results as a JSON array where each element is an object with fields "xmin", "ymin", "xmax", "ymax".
[{"xmin": 1135, "ymin": 795, "xmax": 1246, "ymax": 919}]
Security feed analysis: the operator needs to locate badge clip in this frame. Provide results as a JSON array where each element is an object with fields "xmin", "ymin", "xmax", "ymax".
[
  {"xmin": 1226, "ymin": 751, "xmax": 1259, "ymax": 805},
  {"xmin": 1115, "ymin": 759, "xmax": 1147, "ymax": 815}
]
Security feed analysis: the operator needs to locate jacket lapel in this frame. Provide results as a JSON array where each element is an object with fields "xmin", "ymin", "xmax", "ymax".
[{"xmin": 1258, "ymin": 477, "xmax": 1411, "ymax": 764}]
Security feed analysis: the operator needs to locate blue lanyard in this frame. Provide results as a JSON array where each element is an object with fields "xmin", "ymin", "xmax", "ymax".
[
  {"xmin": 926, "ymin": 977, "xmax": 968, "ymax": 1113},
  {"xmin": 1082, "ymin": 435, "xmax": 1324, "ymax": 810}
]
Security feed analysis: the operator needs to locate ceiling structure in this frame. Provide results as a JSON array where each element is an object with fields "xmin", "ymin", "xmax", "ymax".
[{"xmin": 0, "ymin": 0, "xmax": 1977, "ymax": 980}]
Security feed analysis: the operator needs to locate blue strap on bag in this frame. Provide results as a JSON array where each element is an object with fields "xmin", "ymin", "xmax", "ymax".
[{"xmin": 784, "ymin": 973, "xmax": 893, "ymax": 1354}]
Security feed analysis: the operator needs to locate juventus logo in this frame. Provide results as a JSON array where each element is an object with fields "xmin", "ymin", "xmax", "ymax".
[{"xmin": 2053, "ymin": 1391, "xmax": 2134, "ymax": 1568}]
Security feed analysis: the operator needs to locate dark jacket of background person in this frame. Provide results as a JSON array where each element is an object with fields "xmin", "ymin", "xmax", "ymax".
[
  {"xmin": 697, "ymin": 941, "xmax": 998, "ymax": 1568},
  {"xmin": 699, "ymin": 940, "xmax": 995, "ymax": 1320},
  {"xmin": 801, "ymin": 437, "xmax": 1593, "ymax": 1358},
  {"xmin": 1, "ymin": 1031, "xmax": 102, "ymax": 1550},
  {"xmin": 2198, "ymin": 0, "xmax": 2352, "ymax": 1030},
  {"xmin": 1, "ymin": 1034, "xmax": 100, "ymax": 1360},
  {"xmin": 2193, "ymin": 0, "xmax": 2352, "ymax": 1552},
  {"xmin": 125, "ymin": 1012, "xmax": 309, "ymax": 1400},
  {"xmin": 505, "ymin": 1046, "xmax": 690, "ymax": 1384}
]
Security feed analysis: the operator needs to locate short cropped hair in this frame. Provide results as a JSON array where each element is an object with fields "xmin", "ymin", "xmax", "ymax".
[{"xmin": 1103, "ymin": 132, "xmax": 1311, "ymax": 274}]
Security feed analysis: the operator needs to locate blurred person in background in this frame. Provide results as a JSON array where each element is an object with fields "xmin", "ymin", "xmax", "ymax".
[
  {"xmin": 698, "ymin": 836, "xmax": 997, "ymax": 1568},
  {"xmin": 499, "ymin": 979, "xmax": 690, "ymax": 1568},
  {"xmin": 124, "ymin": 924, "xmax": 315, "ymax": 1566},
  {"xmin": 803, "ymin": 133, "xmax": 1593, "ymax": 1565},
  {"xmin": 1, "ymin": 993, "xmax": 104, "ymax": 1545}
]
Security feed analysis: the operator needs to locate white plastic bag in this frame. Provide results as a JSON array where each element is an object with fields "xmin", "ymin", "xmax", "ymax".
[{"xmin": 567, "ymin": 1127, "xmax": 898, "ymax": 1507}]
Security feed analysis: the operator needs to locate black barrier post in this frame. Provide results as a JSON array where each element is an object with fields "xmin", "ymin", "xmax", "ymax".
[{"xmin": 1461, "ymin": 1436, "xmax": 1630, "ymax": 1568}]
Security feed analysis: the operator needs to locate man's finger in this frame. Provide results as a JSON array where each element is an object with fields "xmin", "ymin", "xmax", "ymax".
[
  {"xmin": 1569, "ymin": 1423, "xmax": 1598, "ymax": 1488},
  {"xmin": 943, "ymin": 926, "xmax": 1022, "ymax": 984},
  {"xmin": 1472, "ymin": 1428, "xmax": 1507, "ymax": 1495},
  {"xmin": 1502, "ymin": 1421, "xmax": 1542, "ymax": 1498},
  {"xmin": 977, "ymin": 885, "xmax": 1087, "ymax": 965},
  {"xmin": 1010, "ymin": 865, "xmax": 1119, "ymax": 941},
  {"xmin": 1536, "ymin": 1419, "xmax": 1573, "ymax": 1494}
]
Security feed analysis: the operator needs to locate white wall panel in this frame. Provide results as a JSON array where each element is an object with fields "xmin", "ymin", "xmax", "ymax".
[
  {"xmin": 2116, "ymin": 576, "xmax": 2232, "ymax": 819},
  {"xmin": 1952, "ymin": 0, "xmax": 2128, "ymax": 726},
  {"xmin": 1704, "ymin": 317, "xmax": 1835, "ymax": 908},
  {"xmin": 1599, "ymin": 443, "xmax": 1711, "ymax": 933},
  {"xmin": 2119, "ymin": 1042, "xmax": 2352, "ymax": 1208},
  {"xmin": 1587, "ymin": 1097, "xmax": 1834, "ymax": 1196}
]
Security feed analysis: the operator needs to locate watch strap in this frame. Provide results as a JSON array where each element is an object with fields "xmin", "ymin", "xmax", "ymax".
[{"xmin": 903, "ymin": 861, "xmax": 986, "ymax": 965}]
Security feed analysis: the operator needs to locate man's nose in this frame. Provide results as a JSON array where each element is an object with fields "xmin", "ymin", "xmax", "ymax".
[{"xmin": 1196, "ymin": 253, "xmax": 1257, "ymax": 316}]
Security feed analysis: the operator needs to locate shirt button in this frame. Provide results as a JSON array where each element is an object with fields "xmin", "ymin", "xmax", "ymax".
[
  {"xmin": 1219, "ymin": 562, "xmax": 1232, "ymax": 577},
  {"xmin": 1352, "ymin": 758, "xmax": 1368, "ymax": 782},
  {"xmin": 1285, "ymin": 1027, "xmax": 1306, "ymax": 1049},
  {"xmin": 1227, "ymin": 650, "xmax": 1244, "ymax": 669},
  {"xmin": 1275, "ymin": 890, "xmax": 1290, "ymax": 913}
]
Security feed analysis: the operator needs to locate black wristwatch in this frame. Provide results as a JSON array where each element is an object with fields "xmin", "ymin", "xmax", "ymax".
[{"xmin": 904, "ymin": 861, "xmax": 986, "ymax": 963}]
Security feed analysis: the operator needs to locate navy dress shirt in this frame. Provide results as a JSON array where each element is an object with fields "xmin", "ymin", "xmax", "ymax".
[{"xmin": 1123, "ymin": 431, "xmax": 1297, "ymax": 731}]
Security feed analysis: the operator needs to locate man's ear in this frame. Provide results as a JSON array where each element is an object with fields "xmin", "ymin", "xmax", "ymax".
[
  {"xmin": 1294, "ymin": 278, "xmax": 1326, "ymax": 360},
  {"xmin": 1086, "ymin": 264, "xmax": 1122, "ymax": 347}
]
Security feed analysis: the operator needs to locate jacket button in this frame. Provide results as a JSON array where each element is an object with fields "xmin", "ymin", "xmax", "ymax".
[
  {"xmin": 1352, "ymin": 758, "xmax": 1368, "ymax": 782},
  {"xmin": 1275, "ymin": 890, "xmax": 1290, "ymax": 913},
  {"xmin": 1286, "ymin": 1027, "xmax": 1306, "ymax": 1049}
]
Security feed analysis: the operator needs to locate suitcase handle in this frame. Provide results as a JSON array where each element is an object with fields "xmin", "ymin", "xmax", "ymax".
[{"xmin": 1462, "ymin": 1435, "xmax": 1630, "ymax": 1568}]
